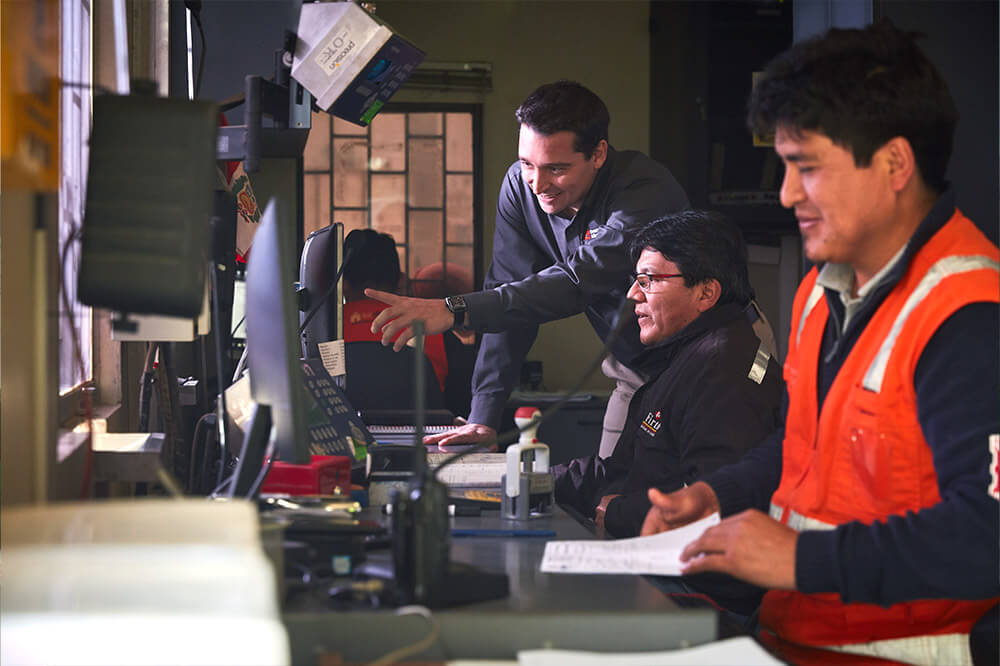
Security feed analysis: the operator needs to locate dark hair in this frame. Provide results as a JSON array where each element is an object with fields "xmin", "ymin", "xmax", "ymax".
[
  {"xmin": 629, "ymin": 210, "xmax": 753, "ymax": 308},
  {"xmin": 515, "ymin": 80, "xmax": 610, "ymax": 158},
  {"xmin": 747, "ymin": 21, "xmax": 957, "ymax": 193},
  {"xmin": 342, "ymin": 228, "xmax": 400, "ymax": 292}
]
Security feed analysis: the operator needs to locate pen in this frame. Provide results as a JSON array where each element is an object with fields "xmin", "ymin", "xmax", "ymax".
[{"xmin": 451, "ymin": 528, "xmax": 556, "ymax": 538}]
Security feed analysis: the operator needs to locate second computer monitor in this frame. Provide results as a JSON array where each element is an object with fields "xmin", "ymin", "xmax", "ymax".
[{"xmin": 299, "ymin": 223, "xmax": 344, "ymax": 359}]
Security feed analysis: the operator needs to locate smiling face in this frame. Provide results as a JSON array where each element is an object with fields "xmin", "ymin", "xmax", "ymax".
[
  {"xmin": 518, "ymin": 125, "xmax": 607, "ymax": 217},
  {"xmin": 775, "ymin": 125, "xmax": 904, "ymax": 281},
  {"xmin": 627, "ymin": 248, "xmax": 716, "ymax": 346}
]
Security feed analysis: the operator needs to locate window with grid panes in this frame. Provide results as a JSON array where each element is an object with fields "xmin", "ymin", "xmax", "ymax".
[{"xmin": 302, "ymin": 107, "xmax": 481, "ymax": 299}]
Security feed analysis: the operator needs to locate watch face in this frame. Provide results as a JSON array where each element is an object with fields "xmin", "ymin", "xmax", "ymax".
[{"xmin": 447, "ymin": 295, "xmax": 466, "ymax": 312}]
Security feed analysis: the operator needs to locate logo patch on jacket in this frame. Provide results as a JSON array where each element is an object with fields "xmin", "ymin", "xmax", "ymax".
[
  {"xmin": 583, "ymin": 225, "xmax": 606, "ymax": 243},
  {"xmin": 640, "ymin": 410, "xmax": 662, "ymax": 437},
  {"xmin": 989, "ymin": 434, "xmax": 999, "ymax": 499}
]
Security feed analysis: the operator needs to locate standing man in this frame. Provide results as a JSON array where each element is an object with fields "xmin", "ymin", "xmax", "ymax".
[
  {"xmin": 368, "ymin": 80, "xmax": 773, "ymax": 454},
  {"xmin": 641, "ymin": 23, "xmax": 999, "ymax": 664}
]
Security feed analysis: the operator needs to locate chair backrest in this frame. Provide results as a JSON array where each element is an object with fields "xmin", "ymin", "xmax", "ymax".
[{"xmin": 343, "ymin": 341, "xmax": 447, "ymax": 414}]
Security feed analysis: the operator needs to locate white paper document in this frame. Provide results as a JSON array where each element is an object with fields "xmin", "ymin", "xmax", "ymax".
[
  {"xmin": 318, "ymin": 339, "xmax": 346, "ymax": 377},
  {"xmin": 517, "ymin": 636, "xmax": 783, "ymax": 666},
  {"xmin": 539, "ymin": 513, "xmax": 720, "ymax": 576},
  {"xmin": 427, "ymin": 453, "xmax": 507, "ymax": 487}
]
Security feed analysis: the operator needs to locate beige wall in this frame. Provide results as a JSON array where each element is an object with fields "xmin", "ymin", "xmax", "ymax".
[{"xmin": 377, "ymin": 0, "xmax": 651, "ymax": 393}]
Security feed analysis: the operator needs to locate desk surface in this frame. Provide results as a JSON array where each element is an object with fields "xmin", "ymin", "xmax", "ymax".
[{"xmin": 283, "ymin": 506, "xmax": 716, "ymax": 664}]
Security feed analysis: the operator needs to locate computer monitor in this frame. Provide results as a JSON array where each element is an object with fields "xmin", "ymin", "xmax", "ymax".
[
  {"xmin": 243, "ymin": 197, "xmax": 311, "ymax": 466},
  {"xmin": 298, "ymin": 223, "xmax": 344, "ymax": 359}
]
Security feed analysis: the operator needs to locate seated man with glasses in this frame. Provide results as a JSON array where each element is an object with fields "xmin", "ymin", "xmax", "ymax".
[{"xmin": 553, "ymin": 209, "xmax": 783, "ymax": 540}]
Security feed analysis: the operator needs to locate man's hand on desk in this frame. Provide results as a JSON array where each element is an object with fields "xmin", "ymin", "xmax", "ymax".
[
  {"xmin": 640, "ymin": 482, "xmax": 720, "ymax": 536},
  {"xmin": 678, "ymin": 509, "xmax": 798, "ymax": 590},
  {"xmin": 594, "ymin": 494, "xmax": 621, "ymax": 538},
  {"xmin": 423, "ymin": 421, "xmax": 498, "ymax": 452},
  {"xmin": 366, "ymin": 289, "xmax": 454, "ymax": 351}
]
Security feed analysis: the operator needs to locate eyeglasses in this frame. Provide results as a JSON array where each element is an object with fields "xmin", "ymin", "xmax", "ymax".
[{"xmin": 630, "ymin": 272, "xmax": 684, "ymax": 292}]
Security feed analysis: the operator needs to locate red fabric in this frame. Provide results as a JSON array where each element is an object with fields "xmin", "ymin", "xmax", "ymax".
[
  {"xmin": 343, "ymin": 299, "xmax": 449, "ymax": 392},
  {"xmin": 218, "ymin": 113, "xmax": 248, "ymax": 264},
  {"xmin": 765, "ymin": 211, "xmax": 999, "ymax": 650}
]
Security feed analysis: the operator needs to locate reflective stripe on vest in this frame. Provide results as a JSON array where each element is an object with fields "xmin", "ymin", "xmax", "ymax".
[
  {"xmin": 830, "ymin": 632, "xmax": 972, "ymax": 666},
  {"xmin": 769, "ymin": 502, "xmax": 835, "ymax": 531},
  {"xmin": 795, "ymin": 283, "xmax": 825, "ymax": 347},
  {"xmin": 862, "ymin": 255, "xmax": 1000, "ymax": 393},
  {"xmin": 769, "ymin": 500, "xmax": 975, "ymax": 666},
  {"xmin": 748, "ymin": 341, "xmax": 771, "ymax": 385}
]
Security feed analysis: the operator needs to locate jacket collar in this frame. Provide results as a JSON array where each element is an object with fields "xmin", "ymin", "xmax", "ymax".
[
  {"xmin": 632, "ymin": 301, "xmax": 747, "ymax": 373},
  {"xmin": 820, "ymin": 189, "xmax": 957, "ymax": 354},
  {"xmin": 570, "ymin": 145, "xmax": 618, "ymax": 222}
]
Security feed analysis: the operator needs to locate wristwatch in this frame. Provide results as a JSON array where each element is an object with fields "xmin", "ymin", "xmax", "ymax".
[{"xmin": 444, "ymin": 295, "xmax": 468, "ymax": 329}]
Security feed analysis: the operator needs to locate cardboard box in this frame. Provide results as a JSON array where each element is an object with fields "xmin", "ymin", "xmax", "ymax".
[{"xmin": 292, "ymin": 2, "xmax": 425, "ymax": 126}]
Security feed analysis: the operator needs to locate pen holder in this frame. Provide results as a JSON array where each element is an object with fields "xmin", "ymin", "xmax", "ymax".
[{"xmin": 500, "ymin": 442, "xmax": 554, "ymax": 521}]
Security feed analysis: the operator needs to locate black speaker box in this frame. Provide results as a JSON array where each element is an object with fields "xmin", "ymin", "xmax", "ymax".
[{"xmin": 78, "ymin": 94, "xmax": 218, "ymax": 317}]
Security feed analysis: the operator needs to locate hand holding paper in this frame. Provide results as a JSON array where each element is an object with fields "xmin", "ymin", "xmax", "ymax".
[
  {"xmin": 678, "ymin": 508, "xmax": 798, "ymax": 590},
  {"xmin": 540, "ymin": 513, "xmax": 721, "ymax": 576},
  {"xmin": 640, "ymin": 481, "xmax": 720, "ymax": 537}
]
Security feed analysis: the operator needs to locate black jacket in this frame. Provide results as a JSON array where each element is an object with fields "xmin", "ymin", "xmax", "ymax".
[{"xmin": 553, "ymin": 302, "xmax": 783, "ymax": 538}]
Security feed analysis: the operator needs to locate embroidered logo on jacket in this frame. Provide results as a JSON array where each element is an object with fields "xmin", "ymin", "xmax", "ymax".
[
  {"xmin": 640, "ymin": 410, "xmax": 662, "ymax": 437},
  {"xmin": 583, "ymin": 225, "xmax": 606, "ymax": 243},
  {"xmin": 989, "ymin": 434, "xmax": 999, "ymax": 500}
]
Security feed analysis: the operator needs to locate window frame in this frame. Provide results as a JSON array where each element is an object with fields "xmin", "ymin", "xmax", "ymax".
[
  {"xmin": 56, "ymin": 0, "xmax": 94, "ymax": 422},
  {"xmin": 304, "ymin": 102, "xmax": 485, "ymax": 293},
  {"xmin": 56, "ymin": 0, "xmax": 135, "ymax": 430}
]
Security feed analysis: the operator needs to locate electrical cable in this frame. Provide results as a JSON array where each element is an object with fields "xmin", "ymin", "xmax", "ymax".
[
  {"xmin": 56, "ymin": 220, "xmax": 95, "ymax": 499},
  {"xmin": 211, "ymin": 473, "xmax": 234, "ymax": 497},
  {"xmin": 429, "ymin": 294, "xmax": 635, "ymax": 480},
  {"xmin": 187, "ymin": 411, "xmax": 214, "ymax": 490},
  {"xmin": 209, "ymin": 258, "xmax": 229, "ymax": 488},
  {"xmin": 365, "ymin": 606, "xmax": 441, "ymax": 666},
  {"xmin": 217, "ymin": 94, "xmax": 246, "ymax": 113},
  {"xmin": 245, "ymin": 438, "xmax": 277, "ymax": 499},
  {"xmin": 298, "ymin": 231, "xmax": 368, "ymax": 336},
  {"xmin": 154, "ymin": 344, "xmax": 186, "ymax": 487},
  {"xmin": 59, "ymin": 79, "xmax": 114, "ymax": 95},
  {"xmin": 197, "ymin": 413, "xmax": 219, "ymax": 494},
  {"xmin": 138, "ymin": 341, "xmax": 157, "ymax": 431},
  {"xmin": 233, "ymin": 344, "xmax": 249, "ymax": 383}
]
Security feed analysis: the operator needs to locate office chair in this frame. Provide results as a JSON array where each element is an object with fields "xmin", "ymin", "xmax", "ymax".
[{"xmin": 343, "ymin": 341, "xmax": 448, "ymax": 415}]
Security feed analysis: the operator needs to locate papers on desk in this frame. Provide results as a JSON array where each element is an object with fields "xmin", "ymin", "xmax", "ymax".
[
  {"xmin": 517, "ymin": 637, "xmax": 783, "ymax": 665},
  {"xmin": 428, "ymin": 452, "xmax": 507, "ymax": 487},
  {"xmin": 540, "ymin": 513, "xmax": 720, "ymax": 576}
]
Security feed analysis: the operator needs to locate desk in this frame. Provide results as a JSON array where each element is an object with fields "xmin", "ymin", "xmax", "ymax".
[{"xmin": 283, "ymin": 507, "xmax": 716, "ymax": 663}]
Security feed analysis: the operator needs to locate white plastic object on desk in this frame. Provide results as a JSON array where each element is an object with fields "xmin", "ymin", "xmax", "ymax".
[{"xmin": 506, "ymin": 407, "xmax": 550, "ymax": 498}]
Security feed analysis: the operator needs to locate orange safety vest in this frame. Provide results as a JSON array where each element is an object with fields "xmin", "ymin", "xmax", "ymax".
[{"xmin": 764, "ymin": 210, "xmax": 999, "ymax": 665}]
